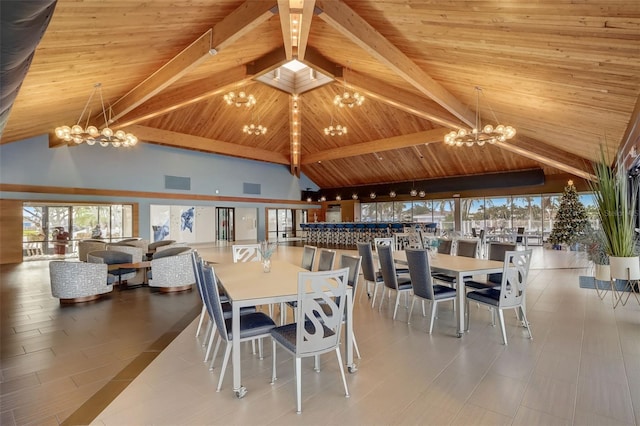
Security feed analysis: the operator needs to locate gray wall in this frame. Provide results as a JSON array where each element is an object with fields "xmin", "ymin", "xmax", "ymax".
[{"xmin": 0, "ymin": 134, "xmax": 320, "ymax": 240}]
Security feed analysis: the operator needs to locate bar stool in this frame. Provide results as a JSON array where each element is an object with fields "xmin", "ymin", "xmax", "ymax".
[{"xmin": 344, "ymin": 223, "xmax": 356, "ymax": 247}]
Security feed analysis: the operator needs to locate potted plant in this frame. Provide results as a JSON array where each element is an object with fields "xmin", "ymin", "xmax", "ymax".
[
  {"xmin": 589, "ymin": 147, "xmax": 639, "ymax": 283},
  {"xmin": 581, "ymin": 229, "xmax": 610, "ymax": 281}
]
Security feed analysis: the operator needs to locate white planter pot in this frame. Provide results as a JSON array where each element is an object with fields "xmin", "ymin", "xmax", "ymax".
[
  {"xmin": 609, "ymin": 256, "xmax": 640, "ymax": 280},
  {"xmin": 594, "ymin": 264, "xmax": 611, "ymax": 281}
]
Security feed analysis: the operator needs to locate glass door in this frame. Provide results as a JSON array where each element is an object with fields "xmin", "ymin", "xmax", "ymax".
[{"xmin": 216, "ymin": 207, "xmax": 235, "ymax": 241}]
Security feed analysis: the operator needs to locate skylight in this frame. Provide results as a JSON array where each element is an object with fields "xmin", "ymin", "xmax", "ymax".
[{"xmin": 282, "ymin": 59, "xmax": 307, "ymax": 72}]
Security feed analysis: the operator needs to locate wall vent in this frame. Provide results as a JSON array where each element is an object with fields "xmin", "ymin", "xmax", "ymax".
[{"xmin": 164, "ymin": 175, "xmax": 191, "ymax": 191}]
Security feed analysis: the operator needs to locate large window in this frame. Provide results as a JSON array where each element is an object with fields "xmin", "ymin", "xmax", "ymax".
[
  {"xmin": 22, "ymin": 203, "xmax": 133, "ymax": 260},
  {"xmin": 360, "ymin": 191, "xmax": 598, "ymax": 244}
]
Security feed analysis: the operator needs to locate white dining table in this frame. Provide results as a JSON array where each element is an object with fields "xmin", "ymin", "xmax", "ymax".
[
  {"xmin": 393, "ymin": 251, "xmax": 504, "ymax": 337},
  {"xmin": 212, "ymin": 260, "xmax": 356, "ymax": 398}
]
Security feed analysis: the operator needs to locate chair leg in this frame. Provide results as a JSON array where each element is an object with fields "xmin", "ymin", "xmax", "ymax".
[
  {"xmin": 258, "ymin": 338, "xmax": 264, "ymax": 360},
  {"xmin": 295, "ymin": 356, "xmax": 302, "ymax": 414},
  {"xmin": 314, "ymin": 355, "xmax": 320, "ymax": 372},
  {"xmin": 195, "ymin": 305, "xmax": 207, "ymax": 337},
  {"xmin": 270, "ymin": 340, "xmax": 277, "ymax": 384},
  {"xmin": 497, "ymin": 309, "xmax": 508, "ymax": 345},
  {"xmin": 429, "ymin": 300, "xmax": 437, "ymax": 334},
  {"xmin": 209, "ymin": 337, "xmax": 222, "ymax": 370},
  {"xmin": 335, "ymin": 348, "xmax": 350, "ymax": 398},
  {"xmin": 519, "ymin": 306, "xmax": 533, "ymax": 340},
  {"xmin": 204, "ymin": 326, "xmax": 216, "ymax": 362},
  {"xmin": 203, "ymin": 322, "xmax": 213, "ymax": 347},
  {"xmin": 407, "ymin": 297, "xmax": 416, "ymax": 324},
  {"xmin": 216, "ymin": 342, "xmax": 232, "ymax": 391},
  {"xmin": 392, "ymin": 291, "xmax": 401, "ymax": 320},
  {"xmin": 421, "ymin": 300, "xmax": 426, "ymax": 317},
  {"xmin": 352, "ymin": 332, "xmax": 361, "ymax": 359},
  {"xmin": 371, "ymin": 283, "xmax": 379, "ymax": 308}
]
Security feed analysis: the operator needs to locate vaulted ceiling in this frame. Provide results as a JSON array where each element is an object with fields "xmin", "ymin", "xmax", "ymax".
[{"xmin": 2, "ymin": 0, "xmax": 640, "ymax": 192}]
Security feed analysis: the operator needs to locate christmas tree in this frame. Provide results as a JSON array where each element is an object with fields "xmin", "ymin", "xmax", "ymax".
[{"xmin": 548, "ymin": 180, "xmax": 590, "ymax": 247}]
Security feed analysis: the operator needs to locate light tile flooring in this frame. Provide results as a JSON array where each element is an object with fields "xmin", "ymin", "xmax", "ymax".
[{"xmin": 2, "ymin": 244, "xmax": 640, "ymax": 425}]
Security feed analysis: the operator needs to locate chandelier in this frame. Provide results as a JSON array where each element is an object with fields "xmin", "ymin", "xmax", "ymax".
[
  {"xmin": 444, "ymin": 87, "xmax": 515, "ymax": 147},
  {"xmin": 243, "ymin": 110, "xmax": 266, "ymax": 135},
  {"xmin": 333, "ymin": 63, "xmax": 364, "ymax": 108},
  {"xmin": 223, "ymin": 90, "xmax": 256, "ymax": 108},
  {"xmin": 243, "ymin": 123, "xmax": 267, "ymax": 135},
  {"xmin": 324, "ymin": 123, "xmax": 347, "ymax": 136},
  {"xmin": 54, "ymin": 83, "xmax": 138, "ymax": 147}
]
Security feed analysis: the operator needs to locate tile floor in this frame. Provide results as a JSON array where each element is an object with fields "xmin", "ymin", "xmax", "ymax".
[{"xmin": 2, "ymin": 244, "xmax": 639, "ymax": 425}]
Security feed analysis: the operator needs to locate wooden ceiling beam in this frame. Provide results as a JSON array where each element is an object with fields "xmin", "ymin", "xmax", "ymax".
[
  {"xmin": 619, "ymin": 92, "xmax": 640, "ymax": 169},
  {"xmin": 211, "ymin": 1, "xmax": 277, "ymax": 51},
  {"xmin": 496, "ymin": 136, "xmax": 596, "ymax": 181},
  {"xmin": 277, "ymin": 0, "xmax": 294, "ymax": 61},
  {"xmin": 126, "ymin": 125, "xmax": 289, "ymax": 165},
  {"xmin": 100, "ymin": 29, "xmax": 215, "ymax": 126},
  {"xmin": 99, "ymin": 1, "xmax": 276, "ymax": 126},
  {"xmin": 303, "ymin": 46, "xmax": 341, "ymax": 78},
  {"xmin": 113, "ymin": 66, "xmax": 250, "ymax": 128},
  {"xmin": 117, "ymin": 49, "xmax": 287, "ymax": 128},
  {"xmin": 316, "ymin": 0, "xmax": 475, "ymax": 128},
  {"xmin": 341, "ymin": 69, "xmax": 464, "ymax": 130},
  {"xmin": 302, "ymin": 128, "xmax": 449, "ymax": 164},
  {"xmin": 296, "ymin": 0, "xmax": 316, "ymax": 60}
]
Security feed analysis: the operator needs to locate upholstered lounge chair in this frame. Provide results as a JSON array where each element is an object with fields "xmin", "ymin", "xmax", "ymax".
[{"xmin": 49, "ymin": 261, "xmax": 112, "ymax": 303}]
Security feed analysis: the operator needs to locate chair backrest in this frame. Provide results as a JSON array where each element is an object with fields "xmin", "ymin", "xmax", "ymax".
[
  {"xmin": 357, "ymin": 242, "xmax": 377, "ymax": 282},
  {"xmin": 190, "ymin": 251, "xmax": 206, "ymax": 302},
  {"xmin": 316, "ymin": 249, "xmax": 336, "ymax": 271},
  {"xmin": 515, "ymin": 227, "xmax": 525, "ymax": 243},
  {"xmin": 296, "ymin": 268, "xmax": 349, "ymax": 357},
  {"xmin": 87, "ymin": 250, "xmax": 132, "ymax": 265},
  {"xmin": 487, "ymin": 242, "xmax": 516, "ymax": 283},
  {"xmin": 107, "ymin": 244, "xmax": 144, "ymax": 262},
  {"xmin": 376, "ymin": 244, "xmax": 399, "ymax": 290},
  {"xmin": 301, "ymin": 245, "xmax": 317, "ymax": 271},
  {"xmin": 78, "ymin": 240, "xmax": 106, "ymax": 261},
  {"xmin": 150, "ymin": 252, "xmax": 196, "ymax": 288},
  {"xmin": 471, "ymin": 227, "xmax": 477, "ymax": 238},
  {"xmin": 404, "ymin": 249, "xmax": 436, "ymax": 301},
  {"xmin": 437, "ymin": 238, "xmax": 453, "ymax": 254},
  {"xmin": 339, "ymin": 253, "xmax": 362, "ymax": 304},
  {"xmin": 497, "ymin": 250, "xmax": 533, "ymax": 309},
  {"xmin": 202, "ymin": 264, "xmax": 229, "ymax": 343},
  {"xmin": 232, "ymin": 244, "xmax": 262, "ymax": 263},
  {"xmin": 456, "ymin": 239, "xmax": 479, "ymax": 258},
  {"xmin": 148, "ymin": 240, "xmax": 175, "ymax": 251},
  {"xmin": 152, "ymin": 246, "xmax": 191, "ymax": 259},
  {"xmin": 374, "ymin": 237, "xmax": 394, "ymax": 250}
]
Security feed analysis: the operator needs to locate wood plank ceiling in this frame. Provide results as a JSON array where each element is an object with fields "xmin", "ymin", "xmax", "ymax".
[{"xmin": 2, "ymin": 0, "xmax": 640, "ymax": 192}]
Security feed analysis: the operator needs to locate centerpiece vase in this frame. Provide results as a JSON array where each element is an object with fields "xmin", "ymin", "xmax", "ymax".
[{"xmin": 262, "ymin": 258, "xmax": 272, "ymax": 273}]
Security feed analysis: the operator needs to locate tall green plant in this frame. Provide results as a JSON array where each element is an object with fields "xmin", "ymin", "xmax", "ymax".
[{"xmin": 589, "ymin": 148, "xmax": 637, "ymax": 257}]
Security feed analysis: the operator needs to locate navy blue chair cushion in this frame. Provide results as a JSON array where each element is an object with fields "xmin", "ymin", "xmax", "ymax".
[
  {"xmin": 222, "ymin": 312, "xmax": 275, "ymax": 340},
  {"xmin": 467, "ymin": 288, "xmax": 501, "ymax": 306},
  {"xmin": 432, "ymin": 284, "xmax": 457, "ymax": 300},
  {"xmin": 270, "ymin": 321, "xmax": 335, "ymax": 353}
]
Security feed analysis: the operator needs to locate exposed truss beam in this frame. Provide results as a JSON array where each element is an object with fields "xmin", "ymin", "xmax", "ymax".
[
  {"xmin": 296, "ymin": 0, "xmax": 315, "ymax": 60},
  {"xmin": 341, "ymin": 69, "xmax": 464, "ymax": 130},
  {"xmin": 316, "ymin": 0, "xmax": 474, "ymax": 128},
  {"xmin": 302, "ymin": 128, "xmax": 449, "ymax": 164},
  {"xmin": 113, "ymin": 67, "xmax": 251, "ymax": 128},
  {"xmin": 619, "ymin": 92, "xmax": 640, "ymax": 169},
  {"xmin": 127, "ymin": 125, "xmax": 289, "ymax": 165},
  {"xmin": 100, "ymin": 30, "xmax": 215, "ymax": 126},
  {"xmin": 98, "ymin": 0, "xmax": 276, "ymax": 126},
  {"xmin": 116, "ymin": 49, "xmax": 287, "ymax": 128},
  {"xmin": 496, "ymin": 136, "xmax": 596, "ymax": 181}
]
